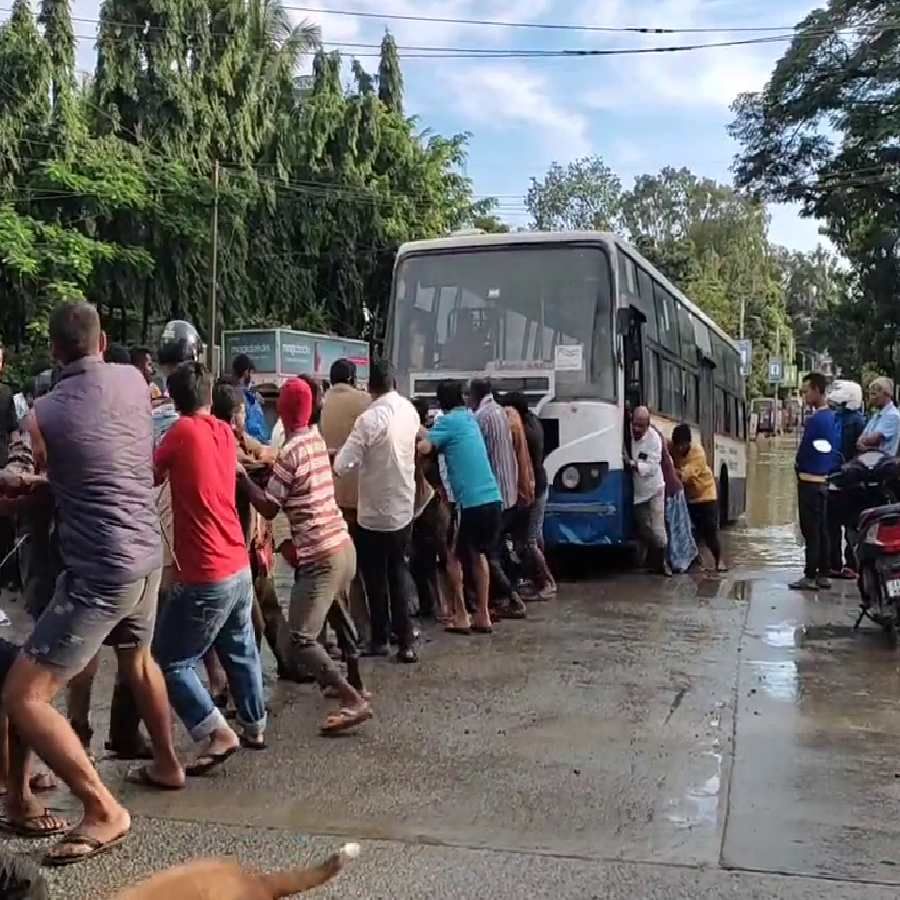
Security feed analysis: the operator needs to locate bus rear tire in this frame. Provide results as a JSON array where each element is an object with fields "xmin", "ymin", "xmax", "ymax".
[{"xmin": 719, "ymin": 468, "xmax": 730, "ymax": 527}]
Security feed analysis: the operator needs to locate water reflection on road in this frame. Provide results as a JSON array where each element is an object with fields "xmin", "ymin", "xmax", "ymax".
[{"xmin": 727, "ymin": 436, "xmax": 803, "ymax": 569}]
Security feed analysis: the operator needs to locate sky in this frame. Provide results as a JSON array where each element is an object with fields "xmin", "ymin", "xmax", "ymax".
[{"xmin": 56, "ymin": 0, "xmax": 830, "ymax": 252}]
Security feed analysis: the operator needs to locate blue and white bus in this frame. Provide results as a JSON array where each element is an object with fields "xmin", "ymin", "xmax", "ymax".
[{"xmin": 386, "ymin": 231, "xmax": 747, "ymax": 548}]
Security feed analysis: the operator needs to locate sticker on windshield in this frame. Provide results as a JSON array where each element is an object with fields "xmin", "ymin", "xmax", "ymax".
[{"xmin": 555, "ymin": 344, "xmax": 584, "ymax": 371}]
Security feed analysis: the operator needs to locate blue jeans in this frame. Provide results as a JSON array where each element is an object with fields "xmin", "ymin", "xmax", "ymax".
[{"xmin": 154, "ymin": 568, "xmax": 266, "ymax": 742}]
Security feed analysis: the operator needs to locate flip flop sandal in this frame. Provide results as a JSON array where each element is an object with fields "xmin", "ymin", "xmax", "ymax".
[
  {"xmin": 471, "ymin": 625, "xmax": 494, "ymax": 635},
  {"xmin": 321, "ymin": 707, "xmax": 373, "ymax": 735},
  {"xmin": 43, "ymin": 828, "xmax": 130, "ymax": 867},
  {"xmin": 0, "ymin": 812, "xmax": 68, "ymax": 838},
  {"xmin": 239, "ymin": 735, "xmax": 267, "ymax": 751},
  {"xmin": 125, "ymin": 767, "xmax": 184, "ymax": 792},
  {"xmin": 444, "ymin": 625, "xmax": 472, "ymax": 635},
  {"xmin": 185, "ymin": 746, "xmax": 239, "ymax": 777}
]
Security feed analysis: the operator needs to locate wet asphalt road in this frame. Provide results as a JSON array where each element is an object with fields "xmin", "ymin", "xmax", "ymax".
[{"xmin": 5, "ymin": 437, "xmax": 900, "ymax": 898}]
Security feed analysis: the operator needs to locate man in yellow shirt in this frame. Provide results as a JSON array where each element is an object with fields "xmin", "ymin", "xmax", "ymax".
[{"xmin": 671, "ymin": 424, "xmax": 727, "ymax": 572}]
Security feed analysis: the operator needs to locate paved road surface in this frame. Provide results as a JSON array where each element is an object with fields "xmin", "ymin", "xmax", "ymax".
[{"xmin": 4, "ymin": 438, "xmax": 900, "ymax": 898}]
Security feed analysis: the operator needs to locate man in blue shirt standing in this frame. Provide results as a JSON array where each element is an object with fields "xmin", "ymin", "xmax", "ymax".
[
  {"xmin": 419, "ymin": 381, "xmax": 501, "ymax": 634},
  {"xmin": 791, "ymin": 372, "xmax": 840, "ymax": 592},
  {"xmin": 858, "ymin": 376, "xmax": 900, "ymax": 456},
  {"xmin": 232, "ymin": 354, "xmax": 271, "ymax": 444}
]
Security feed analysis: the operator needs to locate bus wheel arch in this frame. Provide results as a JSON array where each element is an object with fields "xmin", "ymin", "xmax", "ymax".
[{"xmin": 719, "ymin": 466, "xmax": 730, "ymax": 526}]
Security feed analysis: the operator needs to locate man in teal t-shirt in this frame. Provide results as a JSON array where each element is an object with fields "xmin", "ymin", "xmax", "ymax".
[{"xmin": 419, "ymin": 382, "xmax": 500, "ymax": 635}]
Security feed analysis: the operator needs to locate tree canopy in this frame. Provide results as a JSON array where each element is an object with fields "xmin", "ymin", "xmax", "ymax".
[
  {"xmin": 730, "ymin": 0, "xmax": 900, "ymax": 382},
  {"xmin": 0, "ymin": 1, "xmax": 485, "ymax": 385}
]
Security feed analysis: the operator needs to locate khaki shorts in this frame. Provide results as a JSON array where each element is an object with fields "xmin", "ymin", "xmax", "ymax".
[{"xmin": 25, "ymin": 568, "xmax": 161, "ymax": 678}]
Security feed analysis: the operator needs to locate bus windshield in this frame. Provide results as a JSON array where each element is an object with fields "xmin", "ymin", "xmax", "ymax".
[{"xmin": 390, "ymin": 245, "xmax": 614, "ymax": 400}]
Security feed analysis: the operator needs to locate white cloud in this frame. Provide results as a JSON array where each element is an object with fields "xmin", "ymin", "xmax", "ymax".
[
  {"xmin": 576, "ymin": 0, "xmax": 816, "ymax": 111},
  {"xmin": 584, "ymin": 45, "xmax": 773, "ymax": 111},
  {"xmin": 449, "ymin": 64, "xmax": 591, "ymax": 161}
]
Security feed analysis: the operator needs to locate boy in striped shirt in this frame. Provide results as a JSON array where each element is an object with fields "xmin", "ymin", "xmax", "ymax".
[{"xmin": 240, "ymin": 378, "xmax": 371, "ymax": 735}]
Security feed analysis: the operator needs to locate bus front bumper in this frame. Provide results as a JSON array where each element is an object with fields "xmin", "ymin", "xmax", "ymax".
[{"xmin": 544, "ymin": 470, "xmax": 629, "ymax": 548}]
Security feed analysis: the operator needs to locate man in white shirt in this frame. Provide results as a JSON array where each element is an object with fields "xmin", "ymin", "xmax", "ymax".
[
  {"xmin": 625, "ymin": 406, "xmax": 670, "ymax": 576},
  {"xmin": 334, "ymin": 360, "xmax": 420, "ymax": 663}
]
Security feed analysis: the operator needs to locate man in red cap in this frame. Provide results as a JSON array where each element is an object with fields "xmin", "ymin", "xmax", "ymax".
[{"xmin": 240, "ymin": 378, "xmax": 371, "ymax": 734}]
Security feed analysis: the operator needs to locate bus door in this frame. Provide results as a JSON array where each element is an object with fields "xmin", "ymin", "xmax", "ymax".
[{"xmin": 699, "ymin": 358, "xmax": 716, "ymax": 463}]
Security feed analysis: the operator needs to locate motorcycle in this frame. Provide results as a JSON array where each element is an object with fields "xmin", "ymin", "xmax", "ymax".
[{"xmin": 827, "ymin": 448, "xmax": 900, "ymax": 632}]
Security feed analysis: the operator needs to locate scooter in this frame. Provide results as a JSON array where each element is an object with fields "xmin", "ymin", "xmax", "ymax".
[{"xmin": 828, "ymin": 449, "xmax": 900, "ymax": 632}]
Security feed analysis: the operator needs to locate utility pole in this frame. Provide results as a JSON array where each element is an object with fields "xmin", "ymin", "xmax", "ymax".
[
  {"xmin": 739, "ymin": 296, "xmax": 746, "ymax": 340},
  {"xmin": 208, "ymin": 160, "xmax": 220, "ymax": 372}
]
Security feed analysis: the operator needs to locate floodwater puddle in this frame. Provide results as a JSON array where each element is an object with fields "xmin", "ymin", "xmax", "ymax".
[
  {"xmin": 746, "ymin": 660, "xmax": 799, "ymax": 702},
  {"xmin": 764, "ymin": 622, "xmax": 798, "ymax": 648},
  {"xmin": 665, "ymin": 752, "xmax": 722, "ymax": 830},
  {"xmin": 725, "ymin": 440, "xmax": 805, "ymax": 570}
]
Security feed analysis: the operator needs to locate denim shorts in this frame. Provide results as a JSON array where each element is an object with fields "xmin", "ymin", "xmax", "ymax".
[{"xmin": 24, "ymin": 568, "xmax": 161, "ymax": 678}]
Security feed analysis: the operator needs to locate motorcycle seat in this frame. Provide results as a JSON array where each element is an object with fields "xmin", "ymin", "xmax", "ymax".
[{"xmin": 858, "ymin": 503, "xmax": 900, "ymax": 532}]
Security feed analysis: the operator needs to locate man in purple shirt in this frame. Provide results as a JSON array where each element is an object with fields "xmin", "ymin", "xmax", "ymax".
[{"xmin": 2, "ymin": 303, "xmax": 184, "ymax": 867}]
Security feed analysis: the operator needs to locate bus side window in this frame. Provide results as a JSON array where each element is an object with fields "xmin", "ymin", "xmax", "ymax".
[
  {"xmin": 619, "ymin": 254, "xmax": 638, "ymax": 296},
  {"xmin": 636, "ymin": 269, "xmax": 658, "ymax": 342},
  {"xmin": 661, "ymin": 359, "xmax": 683, "ymax": 418},
  {"xmin": 653, "ymin": 283, "xmax": 680, "ymax": 356}
]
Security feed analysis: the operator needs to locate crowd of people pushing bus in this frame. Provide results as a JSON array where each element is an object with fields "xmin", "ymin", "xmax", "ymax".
[
  {"xmin": 0, "ymin": 300, "xmax": 755, "ymax": 868},
  {"xmin": 0, "ymin": 302, "xmax": 569, "ymax": 867}
]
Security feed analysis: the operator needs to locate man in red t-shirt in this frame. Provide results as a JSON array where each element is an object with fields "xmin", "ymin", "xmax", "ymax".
[{"xmin": 153, "ymin": 362, "xmax": 266, "ymax": 776}]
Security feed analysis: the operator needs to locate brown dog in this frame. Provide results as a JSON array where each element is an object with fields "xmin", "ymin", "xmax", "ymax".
[{"xmin": 112, "ymin": 843, "xmax": 359, "ymax": 900}]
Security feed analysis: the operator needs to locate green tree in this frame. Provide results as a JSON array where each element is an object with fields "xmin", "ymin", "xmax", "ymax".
[
  {"xmin": 38, "ymin": 0, "xmax": 74, "ymax": 111},
  {"xmin": 525, "ymin": 156, "xmax": 622, "ymax": 231},
  {"xmin": 730, "ymin": 0, "xmax": 900, "ymax": 380},
  {"xmin": 377, "ymin": 33, "xmax": 403, "ymax": 115},
  {"xmin": 0, "ymin": 3, "xmax": 486, "ymax": 376},
  {"xmin": 619, "ymin": 167, "xmax": 790, "ymax": 396}
]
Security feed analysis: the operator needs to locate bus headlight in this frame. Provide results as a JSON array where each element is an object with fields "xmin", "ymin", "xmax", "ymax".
[{"xmin": 553, "ymin": 462, "xmax": 609, "ymax": 494}]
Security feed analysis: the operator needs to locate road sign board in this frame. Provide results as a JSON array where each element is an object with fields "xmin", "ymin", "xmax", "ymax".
[{"xmin": 768, "ymin": 358, "xmax": 783, "ymax": 384}]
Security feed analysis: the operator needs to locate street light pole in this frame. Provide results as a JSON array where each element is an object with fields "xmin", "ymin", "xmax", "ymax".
[{"xmin": 208, "ymin": 160, "xmax": 220, "ymax": 372}]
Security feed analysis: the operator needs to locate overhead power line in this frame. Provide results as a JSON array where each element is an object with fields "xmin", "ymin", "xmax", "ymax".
[
  {"xmin": 66, "ymin": 29, "xmax": 800, "ymax": 59},
  {"xmin": 275, "ymin": 4, "xmax": 898, "ymax": 36},
  {"xmin": 9, "ymin": 2, "xmax": 900, "ymax": 38}
]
